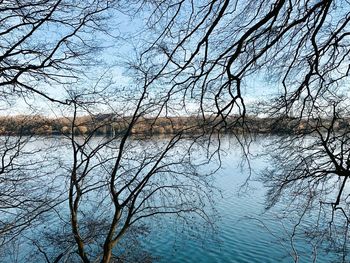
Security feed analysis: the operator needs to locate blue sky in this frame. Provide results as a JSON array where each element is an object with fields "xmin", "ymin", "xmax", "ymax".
[{"xmin": 3, "ymin": 2, "xmax": 281, "ymax": 118}]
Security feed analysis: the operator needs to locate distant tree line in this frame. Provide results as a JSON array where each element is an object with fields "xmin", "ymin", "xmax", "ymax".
[{"xmin": 1, "ymin": 114, "xmax": 349, "ymax": 136}]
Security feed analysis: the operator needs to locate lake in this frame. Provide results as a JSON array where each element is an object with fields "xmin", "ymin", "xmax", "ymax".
[
  {"xmin": 0, "ymin": 135, "xmax": 344, "ymax": 262},
  {"xmin": 139, "ymin": 136, "xmax": 341, "ymax": 263}
]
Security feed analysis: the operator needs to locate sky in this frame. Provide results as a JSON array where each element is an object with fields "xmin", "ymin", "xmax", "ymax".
[{"xmin": 2, "ymin": 1, "xmax": 287, "ymax": 118}]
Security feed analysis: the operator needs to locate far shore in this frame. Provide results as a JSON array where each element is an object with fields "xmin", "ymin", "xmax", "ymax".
[{"xmin": 0, "ymin": 114, "xmax": 344, "ymax": 136}]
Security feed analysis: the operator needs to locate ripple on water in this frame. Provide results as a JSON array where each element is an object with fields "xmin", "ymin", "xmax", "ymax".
[{"xmin": 140, "ymin": 138, "xmax": 342, "ymax": 263}]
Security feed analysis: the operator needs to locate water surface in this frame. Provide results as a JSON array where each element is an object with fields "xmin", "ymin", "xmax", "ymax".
[{"xmin": 141, "ymin": 137, "xmax": 338, "ymax": 263}]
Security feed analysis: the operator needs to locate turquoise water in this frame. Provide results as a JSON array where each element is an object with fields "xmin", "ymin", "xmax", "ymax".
[
  {"xmin": 0, "ymin": 136, "xmax": 343, "ymax": 262},
  {"xmin": 140, "ymin": 139, "xmax": 338, "ymax": 263}
]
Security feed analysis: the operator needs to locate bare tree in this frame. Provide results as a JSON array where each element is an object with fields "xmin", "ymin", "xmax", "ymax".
[
  {"xmin": 33, "ymin": 75, "xmax": 218, "ymax": 263},
  {"xmin": 120, "ymin": 0, "xmax": 350, "ymax": 260},
  {"xmin": 119, "ymin": 0, "xmax": 349, "ymax": 120},
  {"xmin": 0, "ymin": 1, "xmax": 219, "ymax": 261},
  {"xmin": 0, "ymin": 0, "xmax": 120, "ymax": 259},
  {"xmin": 2, "ymin": 0, "xmax": 350, "ymax": 261},
  {"xmin": 0, "ymin": 126, "xmax": 66, "ymax": 260},
  {"xmin": 0, "ymin": 0, "xmax": 118, "ymax": 105},
  {"xmin": 261, "ymin": 97, "xmax": 350, "ymax": 262}
]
